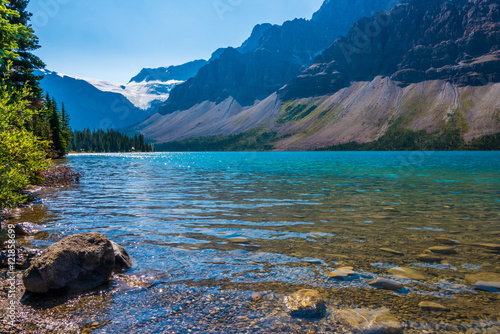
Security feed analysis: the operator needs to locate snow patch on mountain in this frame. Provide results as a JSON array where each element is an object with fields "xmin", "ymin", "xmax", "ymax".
[{"xmin": 41, "ymin": 70, "xmax": 181, "ymax": 110}]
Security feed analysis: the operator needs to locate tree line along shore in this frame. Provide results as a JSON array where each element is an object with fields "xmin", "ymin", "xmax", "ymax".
[{"xmin": 0, "ymin": 0, "xmax": 152, "ymax": 209}]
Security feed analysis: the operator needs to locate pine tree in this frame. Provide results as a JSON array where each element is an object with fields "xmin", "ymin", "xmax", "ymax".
[
  {"xmin": 61, "ymin": 102, "xmax": 71, "ymax": 148},
  {"xmin": 3, "ymin": 0, "xmax": 45, "ymax": 98},
  {"xmin": 67, "ymin": 129, "xmax": 153, "ymax": 153},
  {"xmin": 0, "ymin": 0, "xmax": 23, "ymax": 65}
]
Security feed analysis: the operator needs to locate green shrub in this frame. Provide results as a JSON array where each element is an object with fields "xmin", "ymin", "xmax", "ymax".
[{"xmin": 0, "ymin": 85, "xmax": 49, "ymax": 209}]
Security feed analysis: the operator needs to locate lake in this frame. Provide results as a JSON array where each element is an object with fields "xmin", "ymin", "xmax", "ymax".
[{"xmin": 7, "ymin": 152, "xmax": 500, "ymax": 333}]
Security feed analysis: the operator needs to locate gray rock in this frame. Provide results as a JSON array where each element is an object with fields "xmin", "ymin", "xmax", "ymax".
[
  {"xmin": 14, "ymin": 222, "xmax": 41, "ymax": 236},
  {"xmin": 23, "ymin": 232, "xmax": 115, "ymax": 294},
  {"xmin": 110, "ymin": 241, "xmax": 132, "ymax": 271}
]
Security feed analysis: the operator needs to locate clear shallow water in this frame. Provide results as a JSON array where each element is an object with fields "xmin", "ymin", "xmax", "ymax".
[{"xmin": 7, "ymin": 152, "xmax": 500, "ymax": 333}]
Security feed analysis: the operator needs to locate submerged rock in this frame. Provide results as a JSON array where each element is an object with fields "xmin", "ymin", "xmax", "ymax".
[
  {"xmin": 419, "ymin": 301, "xmax": 450, "ymax": 312},
  {"xmin": 428, "ymin": 246, "xmax": 458, "ymax": 255},
  {"xmin": 23, "ymin": 232, "xmax": 130, "ymax": 294},
  {"xmin": 368, "ymin": 279, "xmax": 404, "ymax": 291},
  {"xmin": 416, "ymin": 253, "xmax": 443, "ymax": 263},
  {"xmin": 332, "ymin": 308, "xmax": 403, "ymax": 334},
  {"xmin": 471, "ymin": 243, "xmax": 500, "ymax": 252},
  {"xmin": 14, "ymin": 222, "xmax": 42, "ymax": 236},
  {"xmin": 379, "ymin": 248, "xmax": 404, "ymax": 256},
  {"xmin": 435, "ymin": 237, "xmax": 459, "ymax": 245},
  {"xmin": 465, "ymin": 272, "xmax": 500, "ymax": 292},
  {"xmin": 326, "ymin": 267, "xmax": 358, "ymax": 281},
  {"xmin": 388, "ymin": 267, "xmax": 427, "ymax": 281},
  {"xmin": 285, "ymin": 289, "xmax": 326, "ymax": 318}
]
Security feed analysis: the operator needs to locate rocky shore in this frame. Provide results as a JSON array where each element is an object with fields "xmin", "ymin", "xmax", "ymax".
[
  {"xmin": 0, "ymin": 165, "xmax": 86, "ymax": 332},
  {"xmin": 0, "ymin": 229, "xmax": 132, "ymax": 333}
]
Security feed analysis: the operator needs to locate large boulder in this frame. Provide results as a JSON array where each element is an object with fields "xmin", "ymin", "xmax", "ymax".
[{"xmin": 23, "ymin": 232, "xmax": 119, "ymax": 294}]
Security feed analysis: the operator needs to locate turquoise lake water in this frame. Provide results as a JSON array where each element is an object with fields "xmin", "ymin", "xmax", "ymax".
[{"xmin": 10, "ymin": 152, "xmax": 500, "ymax": 333}]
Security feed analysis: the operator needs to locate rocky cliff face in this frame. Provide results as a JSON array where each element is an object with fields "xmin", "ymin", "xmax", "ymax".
[
  {"xmin": 279, "ymin": 0, "xmax": 500, "ymax": 100},
  {"xmin": 158, "ymin": 0, "xmax": 402, "ymax": 115}
]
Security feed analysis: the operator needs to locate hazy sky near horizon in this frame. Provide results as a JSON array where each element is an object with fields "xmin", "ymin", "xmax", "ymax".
[{"xmin": 27, "ymin": 0, "xmax": 324, "ymax": 83}]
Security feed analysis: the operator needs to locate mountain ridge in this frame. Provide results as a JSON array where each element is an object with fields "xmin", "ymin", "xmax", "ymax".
[
  {"xmin": 158, "ymin": 0, "xmax": 402, "ymax": 115},
  {"xmin": 37, "ymin": 60, "xmax": 207, "ymax": 130},
  {"xmin": 136, "ymin": 0, "xmax": 499, "ymax": 150}
]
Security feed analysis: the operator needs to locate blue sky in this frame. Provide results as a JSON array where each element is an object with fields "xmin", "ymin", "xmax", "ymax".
[{"xmin": 27, "ymin": 0, "xmax": 324, "ymax": 83}]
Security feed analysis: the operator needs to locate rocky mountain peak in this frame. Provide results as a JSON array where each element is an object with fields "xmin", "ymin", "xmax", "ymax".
[
  {"xmin": 158, "ymin": 0, "xmax": 402, "ymax": 115},
  {"xmin": 279, "ymin": 0, "xmax": 500, "ymax": 100}
]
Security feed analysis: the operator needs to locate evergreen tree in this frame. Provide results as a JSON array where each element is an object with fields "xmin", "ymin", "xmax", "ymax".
[
  {"xmin": 61, "ymin": 102, "xmax": 71, "ymax": 147},
  {"xmin": 0, "ymin": 0, "xmax": 74, "ymax": 207},
  {"xmin": 0, "ymin": 0, "xmax": 24, "ymax": 64},
  {"xmin": 68, "ymin": 129, "xmax": 153, "ymax": 153},
  {"xmin": 4, "ymin": 0, "xmax": 45, "ymax": 98}
]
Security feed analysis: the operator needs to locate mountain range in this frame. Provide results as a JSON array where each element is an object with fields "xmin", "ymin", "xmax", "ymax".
[
  {"xmin": 39, "ymin": 0, "xmax": 499, "ymax": 149},
  {"xmin": 36, "ymin": 60, "xmax": 207, "ymax": 130}
]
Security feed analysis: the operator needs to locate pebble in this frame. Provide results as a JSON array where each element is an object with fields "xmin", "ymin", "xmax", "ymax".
[
  {"xmin": 326, "ymin": 267, "xmax": 357, "ymax": 281},
  {"xmin": 435, "ymin": 237, "xmax": 459, "ymax": 245},
  {"xmin": 388, "ymin": 267, "xmax": 427, "ymax": 280},
  {"xmin": 416, "ymin": 253, "xmax": 443, "ymax": 263},
  {"xmin": 471, "ymin": 243, "xmax": 500, "ymax": 251},
  {"xmin": 368, "ymin": 279, "xmax": 404, "ymax": 291},
  {"xmin": 465, "ymin": 272, "xmax": 500, "ymax": 292},
  {"xmin": 251, "ymin": 292, "xmax": 263, "ymax": 301},
  {"xmin": 228, "ymin": 238, "xmax": 249, "ymax": 244},
  {"xmin": 418, "ymin": 301, "xmax": 450, "ymax": 312},
  {"xmin": 380, "ymin": 248, "xmax": 404, "ymax": 256},
  {"xmin": 428, "ymin": 246, "xmax": 458, "ymax": 254}
]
